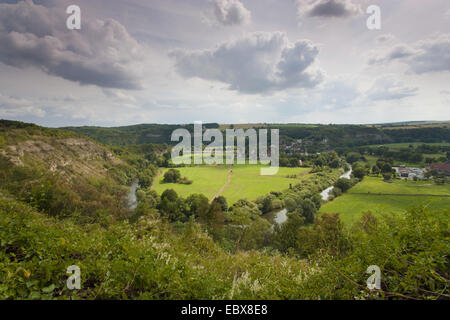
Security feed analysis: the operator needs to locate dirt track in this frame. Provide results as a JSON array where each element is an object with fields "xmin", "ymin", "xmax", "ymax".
[{"xmin": 210, "ymin": 166, "xmax": 233, "ymax": 203}]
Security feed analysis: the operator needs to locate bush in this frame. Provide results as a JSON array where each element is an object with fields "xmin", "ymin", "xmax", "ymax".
[
  {"xmin": 334, "ymin": 178, "xmax": 353, "ymax": 192},
  {"xmin": 163, "ymin": 169, "xmax": 192, "ymax": 185},
  {"xmin": 163, "ymin": 169, "xmax": 181, "ymax": 183},
  {"xmin": 332, "ymin": 187, "xmax": 342, "ymax": 197}
]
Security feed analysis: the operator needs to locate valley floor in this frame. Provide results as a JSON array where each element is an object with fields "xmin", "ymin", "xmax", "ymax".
[
  {"xmin": 152, "ymin": 165, "xmax": 311, "ymax": 204},
  {"xmin": 320, "ymin": 176, "xmax": 450, "ymax": 225}
]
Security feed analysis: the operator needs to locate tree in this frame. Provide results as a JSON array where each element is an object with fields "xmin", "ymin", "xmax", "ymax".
[
  {"xmin": 205, "ymin": 201, "xmax": 225, "ymax": 239},
  {"xmin": 410, "ymin": 153, "xmax": 423, "ymax": 163},
  {"xmin": 186, "ymin": 194, "xmax": 210, "ymax": 220},
  {"xmin": 334, "ymin": 178, "xmax": 353, "ymax": 192},
  {"xmin": 284, "ymin": 197, "xmax": 297, "ymax": 212},
  {"xmin": 138, "ymin": 168, "xmax": 155, "ymax": 189},
  {"xmin": 161, "ymin": 189, "xmax": 178, "ymax": 202},
  {"xmin": 296, "ymin": 213, "xmax": 349, "ymax": 257},
  {"xmin": 329, "ymin": 159, "xmax": 340, "ymax": 168},
  {"xmin": 158, "ymin": 194, "xmax": 187, "ymax": 222},
  {"xmin": 371, "ymin": 165, "xmax": 381, "ymax": 175},
  {"xmin": 239, "ymin": 217, "xmax": 272, "ymax": 250},
  {"xmin": 332, "ymin": 187, "xmax": 342, "ymax": 197},
  {"xmin": 163, "ymin": 169, "xmax": 181, "ymax": 183},
  {"xmin": 352, "ymin": 166, "xmax": 367, "ymax": 180},
  {"xmin": 212, "ymin": 196, "xmax": 228, "ymax": 212},
  {"xmin": 346, "ymin": 152, "xmax": 360, "ymax": 164},
  {"xmin": 259, "ymin": 195, "xmax": 275, "ymax": 214},
  {"xmin": 299, "ymin": 198, "xmax": 317, "ymax": 224},
  {"xmin": 273, "ymin": 212, "xmax": 305, "ymax": 253}
]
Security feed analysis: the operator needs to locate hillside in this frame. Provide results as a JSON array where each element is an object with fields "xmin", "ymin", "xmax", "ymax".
[
  {"xmin": 1, "ymin": 123, "xmax": 123, "ymax": 181},
  {"xmin": 0, "ymin": 120, "xmax": 138, "ymax": 221},
  {"xmin": 62, "ymin": 122, "xmax": 450, "ymax": 154}
]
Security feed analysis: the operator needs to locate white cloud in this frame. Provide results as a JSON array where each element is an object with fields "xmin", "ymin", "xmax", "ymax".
[
  {"xmin": 368, "ymin": 34, "xmax": 450, "ymax": 74},
  {"xmin": 0, "ymin": 93, "xmax": 45, "ymax": 118},
  {"xmin": 212, "ymin": 0, "xmax": 251, "ymax": 26},
  {"xmin": 366, "ymin": 75, "xmax": 418, "ymax": 101},
  {"xmin": 169, "ymin": 32, "xmax": 323, "ymax": 94}
]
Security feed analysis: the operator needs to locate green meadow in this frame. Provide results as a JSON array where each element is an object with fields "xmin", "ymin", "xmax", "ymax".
[
  {"xmin": 364, "ymin": 142, "xmax": 450, "ymax": 149},
  {"xmin": 152, "ymin": 165, "xmax": 310, "ymax": 204},
  {"xmin": 320, "ymin": 176, "xmax": 450, "ymax": 225},
  {"xmin": 221, "ymin": 165, "xmax": 310, "ymax": 204}
]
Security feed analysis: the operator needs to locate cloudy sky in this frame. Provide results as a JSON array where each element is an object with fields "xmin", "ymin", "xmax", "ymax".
[{"xmin": 0, "ymin": 0, "xmax": 449, "ymax": 127}]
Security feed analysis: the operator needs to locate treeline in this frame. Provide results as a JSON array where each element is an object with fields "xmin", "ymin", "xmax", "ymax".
[
  {"xmin": 60, "ymin": 120, "xmax": 449, "ymax": 151},
  {"xmin": 384, "ymin": 127, "xmax": 450, "ymax": 143},
  {"xmin": 280, "ymin": 151, "xmax": 345, "ymax": 168},
  {"xmin": 357, "ymin": 144, "xmax": 449, "ymax": 164},
  {"xmin": 63, "ymin": 123, "xmax": 220, "ymax": 146}
]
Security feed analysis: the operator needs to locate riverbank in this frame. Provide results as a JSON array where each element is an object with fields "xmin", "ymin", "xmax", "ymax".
[{"xmin": 320, "ymin": 166, "xmax": 352, "ymax": 201}]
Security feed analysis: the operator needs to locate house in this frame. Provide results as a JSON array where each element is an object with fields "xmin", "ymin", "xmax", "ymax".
[
  {"xmin": 429, "ymin": 162, "xmax": 450, "ymax": 176},
  {"xmin": 395, "ymin": 167, "xmax": 425, "ymax": 180},
  {"xmin": 397, "ymin": 167, "xmax": 409, "ymax": 178}
]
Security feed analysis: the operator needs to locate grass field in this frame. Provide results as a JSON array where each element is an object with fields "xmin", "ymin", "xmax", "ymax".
[
  {"xmin": 320, "ymin": 176, "xmax": 450, "ymax": 225},
  {"xmin": 364, "ymin": 142, "xmax": 450, "ymax": 149},
  {"xmin": 221, "ymin": 165, "xmax": 310, "ymax": 204},
  {"xmin": 152, "ymin": 165, "xmax": 310, "ymax": 204}
]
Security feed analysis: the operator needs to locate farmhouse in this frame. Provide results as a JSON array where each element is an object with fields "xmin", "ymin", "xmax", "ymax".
[
  {"xmin": 429, "ymin": 162, "xmax": 450, "ymax": 176},
  {"xmin": 394, "ymin": 167, "xmax": 425, "ymax": 180}
]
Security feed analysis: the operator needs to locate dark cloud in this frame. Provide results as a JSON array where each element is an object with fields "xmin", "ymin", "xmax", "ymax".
[
  {"xmin": 0, "ymin": 1, "xmax": 143, "ymax": 89},
  {"xmin": 169, "ymin": 32, "xmax": 323, "ymax": 94},
  {"xmin": 368, "ymin": 34, "xmax": 450, "ymax": 74},
  {"xmin": 298, "ymin": 0, "xmax": 362, "ymax": 19},
  {"xmin": 212, "ymin": 0, "xmax": 251, "ymax": 26}
]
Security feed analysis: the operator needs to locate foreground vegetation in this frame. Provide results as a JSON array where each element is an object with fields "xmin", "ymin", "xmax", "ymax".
[{"xmin": 1, "ymin": 195, "xmax": 448, "ymax": 299}]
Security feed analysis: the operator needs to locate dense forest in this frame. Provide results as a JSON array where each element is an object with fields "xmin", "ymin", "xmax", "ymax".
[{"xmin": 62, "ymin": 122, "xmax": 450, "ymax": 149}]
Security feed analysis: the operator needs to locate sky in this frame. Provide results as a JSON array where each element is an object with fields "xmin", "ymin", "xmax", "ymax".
[{"xmin": 0, "ymin": 0, "xmax": 449, "ymax": 127}]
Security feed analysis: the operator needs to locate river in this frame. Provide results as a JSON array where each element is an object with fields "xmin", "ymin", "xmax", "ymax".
[
  {"xmin": 127, "ymin": 180, "xmax": 139, "ymax": 210},
  {"xmin": 269, "ymin": 166, "xmax": 352, "ymax": 226},
  {"xmin": 320, "ymin": 166, "xmax": 352, "ymax": 201}
]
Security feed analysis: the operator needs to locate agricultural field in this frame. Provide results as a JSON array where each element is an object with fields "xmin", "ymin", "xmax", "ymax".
[
  {"xmin": 320, "ymin": 176, "xmax": 450, "ymax": 225},
  {"xmin": 152, "ymin": 165, "xmax": 311, "ymax": 204}
]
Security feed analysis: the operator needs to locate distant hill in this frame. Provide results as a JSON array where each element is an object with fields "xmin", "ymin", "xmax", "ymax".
[
  {"xmin": 62, "ymin": 123, "xmax": 220, "ymax": 146},
  {"xmin": 61, "ymin": 121, "xmax": 450, "ymax": 151}
]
